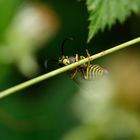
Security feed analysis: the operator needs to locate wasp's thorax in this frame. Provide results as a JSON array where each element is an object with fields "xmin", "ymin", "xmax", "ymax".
[{"xmin": 58, "ymin": 54, "xmax": 86, "ymax": 66}]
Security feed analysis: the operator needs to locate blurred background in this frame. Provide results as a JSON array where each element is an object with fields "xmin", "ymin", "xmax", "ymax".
[{"xmin": 0, "ymin": 0, "xmax": 140, "ymax": 140}]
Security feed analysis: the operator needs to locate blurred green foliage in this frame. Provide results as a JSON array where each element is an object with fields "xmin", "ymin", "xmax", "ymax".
[
  {"xmin": 0, "ymin": 0, "xmax": 21, "ymax": 41},
  {"xmin": 0, "ymin": 0, "xmax": 140, "ymax": 140}
]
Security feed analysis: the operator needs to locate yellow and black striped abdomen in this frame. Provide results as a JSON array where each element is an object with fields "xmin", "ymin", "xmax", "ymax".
[{"xmin": 83, "ymin": 64, "xmax": 107, "ymax": 80}]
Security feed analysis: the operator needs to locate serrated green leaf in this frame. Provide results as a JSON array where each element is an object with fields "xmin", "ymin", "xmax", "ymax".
[{"xmin": 86, "ymin": 0, "xmax": 140, "ymax": 43}]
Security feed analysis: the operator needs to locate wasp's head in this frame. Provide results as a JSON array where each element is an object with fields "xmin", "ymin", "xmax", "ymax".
[{"xmin": 58, "ymin": 56, "xmax": 76, "ymax": 67}]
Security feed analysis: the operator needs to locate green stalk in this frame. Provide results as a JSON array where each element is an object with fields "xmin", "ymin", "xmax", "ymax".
[{"xmin": 0, "ymin": 37, "xmax": 140, "ymax": 99}]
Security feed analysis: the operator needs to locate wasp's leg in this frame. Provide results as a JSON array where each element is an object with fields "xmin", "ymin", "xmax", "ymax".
[
  {"xmin": 75, "ymin": 54, "xmax": 79, "ymax": 62},
  {"xmin": 80, "ymin": 55, "xmax": 85, "ymax": 59},
  {"xmin": 73, "ymin": 78, "xmax": 81, "ymax": 85},
  {"xmin": 86, "ymin": 49, "xmax": 91, "ymax": 67},
  {"xmin": 79, "ymin": 66, "xmax": 89, "ymax": 80},
  {"xmin": 70, "ymin": 68, "xmax": 78, "ymax": 79},
  {"xmin": 68, "ymin": 54, "xmax": 79, "ymax": 79},
  {"xmin": 84, "ymin": 66, "xmax": 90, "ymax": 80},
  {"xmin": 70, "ymin": 54, "xmax": 79, "ymax": 79},
  {"xmin": 82, "ymin": 72, "xmax": 89, "ymax": 80}
]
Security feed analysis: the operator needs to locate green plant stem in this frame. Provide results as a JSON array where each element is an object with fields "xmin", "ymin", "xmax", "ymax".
[{"xmin": 0, "ymin": 37, "xmax": 140, "ymax": 99}]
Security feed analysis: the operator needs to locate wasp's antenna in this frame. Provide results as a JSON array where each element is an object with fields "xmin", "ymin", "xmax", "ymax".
[
  {"xmin": 44, "ymin": 59, "xmax": 58, "ymax": 69},
  {"xmin": 61, "ymin": 37, "xmax": 73, "ymax": 56},
  {"xmin": 44, "ymin": 59, "xmax": 49, "ymax": 69}
]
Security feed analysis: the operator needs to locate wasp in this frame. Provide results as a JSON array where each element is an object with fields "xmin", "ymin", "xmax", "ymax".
[{"xmin": 58, "ymin": 38, "xmax": 108, "ymax": 80}]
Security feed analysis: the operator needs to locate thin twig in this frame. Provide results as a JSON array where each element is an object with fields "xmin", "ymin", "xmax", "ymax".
[{"xmin": 0, "ymin": 37, "xmax": 140, "ymax": 99}]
